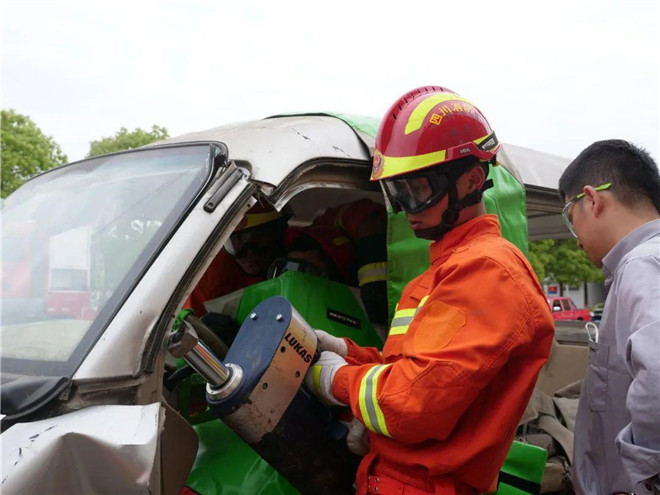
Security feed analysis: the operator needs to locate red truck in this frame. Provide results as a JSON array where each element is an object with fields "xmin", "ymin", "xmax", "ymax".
[
  {"xmin": 1, "ymin": 222, "xmax": 97, "ymax": 323},
  {"xmin": 547, "ymin": 296, "xmax": 591, "ymax": 321}
]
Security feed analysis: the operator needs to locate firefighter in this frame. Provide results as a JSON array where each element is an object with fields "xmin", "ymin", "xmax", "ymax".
[
  {"xmin": 185, "ymin": 201, "xmax": 289, "ymax": 316},
  {"xmin": 268, "ymin": 225, "xmax": 357, "ymax": 284},
  {"xmin": 313, "ymin": 199, "xmax": 389, "ymax": 324},
  {"xmin": 305, "ymin": 87, "xmax": 555, "ymax": 494}
]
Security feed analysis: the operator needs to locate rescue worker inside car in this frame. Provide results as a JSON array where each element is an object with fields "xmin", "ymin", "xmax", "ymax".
[
  {"xmin": 305, "ymin": 86, "xmax": 555, "ymax": 495},
  {"xmin": 185, "ymin": 198, "xmax": 387, "ymax": 346},
  {"xmin": 186, "ymin": 199, "xmax": 387, "ymax": 319},
  {"xmin": 268, "ymin": 224, "xmax": 357, "ymax": 285},
  {"xmin": 184, "ymin": 201, "xmax": 289, "ymax": 316}
]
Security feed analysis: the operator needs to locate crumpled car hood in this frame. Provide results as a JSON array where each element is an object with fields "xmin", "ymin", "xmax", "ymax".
[{"xmin": 1, "ymin": 403, "xmax": 163, "ymax": 494}]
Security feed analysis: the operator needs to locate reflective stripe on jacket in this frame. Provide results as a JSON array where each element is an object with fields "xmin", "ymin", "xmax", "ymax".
[{"xmin": 333, "ymin": 215, "xmax": 554, "ymax": 493}]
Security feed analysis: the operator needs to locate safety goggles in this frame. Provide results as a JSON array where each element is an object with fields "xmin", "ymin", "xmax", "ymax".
[
  {"xmin": 267, "ymin": 258, "xmax": 325, "ymax": 279},
  {"xmin": 561, "ymin": 183, "xmax": 612, "ymax": 237},
  {"xmin": 382, "ymin": 169, "xmax": 450, "ymax": 214},
  {"xmin": 225, "ymin": 226, "xmax": 279, "ymax": 257}
]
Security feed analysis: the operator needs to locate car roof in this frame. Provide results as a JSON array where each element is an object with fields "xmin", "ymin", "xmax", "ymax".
[
  {"xmin": 155, "ymin": 113, "xmax": 569, "ymax": 188},
  {"xmin": 152, "ymin": 113, "xmax": 569, "ymax": 240},
  {"xmin": 152, "ymin": 115, "xmax": 373, "ymax": 187}
]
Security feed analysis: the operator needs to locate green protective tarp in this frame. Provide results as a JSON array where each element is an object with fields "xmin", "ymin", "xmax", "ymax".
[
  {"xmin": 269, "ymin": 112, "xmax": 381, "ymax": 141},
  {"xmin": 495, "ymin": 441, "xmax": 547, "ymax": 495},
  {"xmin": 386, "ymin": 164, "xmax": 528, "ymax": 320},
  {"xmin": 185, "ymin": 271, "xmax": 382, "ymax": 494},
  {"xmin": 187, "ymin": 419, "xmax": 298, "ymax": 495},
  {"xmin": 329, "ymin": 113, "xmax": 381, "ymax": 139},
  {"xmin": 236, "ymin": 271, "xmax": 383, "ymax": 347}
]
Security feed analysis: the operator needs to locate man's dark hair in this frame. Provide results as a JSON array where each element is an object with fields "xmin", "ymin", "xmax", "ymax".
[
  {"xmin": 558, "ymin": 140, "xmax": 660, "ymax": 213},
  {"xmin": 444, "ymin": 155, "xmax": 491, "ymax": 180}
]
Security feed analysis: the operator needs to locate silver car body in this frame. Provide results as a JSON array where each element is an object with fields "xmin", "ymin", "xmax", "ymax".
[{"xmin": 0, "ymin": 115, "xmax": 572, "ymax": 494}]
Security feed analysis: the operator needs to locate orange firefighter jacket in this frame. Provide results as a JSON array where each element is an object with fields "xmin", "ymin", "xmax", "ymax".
[
  {"xmin": 332, "ymin": 215, "xmax": 554, "ymax": 492},
  {"xmin": 185, "ymin": 249, "xmax": 263, "ymax": 316}
]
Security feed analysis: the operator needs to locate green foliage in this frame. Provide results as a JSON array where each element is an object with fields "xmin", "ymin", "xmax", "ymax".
[
  {"xmin": 1, "ymin": 109, "xmax": 68, "ymax": 198},
  {"xmin": 526, "ymin": 248, "xmax": 546, "ymax": 282},
  {"xmin": 529, "ymin": 238, "xmax": 604, "ymax": 285},
  {"xmin": 87, "ymin": 125, "xmax": 169, "ymax": 157}
]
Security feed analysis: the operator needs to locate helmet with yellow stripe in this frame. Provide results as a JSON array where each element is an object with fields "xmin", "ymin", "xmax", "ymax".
[
  {"xmin": 371, "ymin": 86, "xmax": 499, "ymax": 181},
  {"xmin": 373, "ymin": 86, "xmax": 499, "ymax": 239},
  {"xmin": 225, "ymin": 202, "xmax": 290, "ymax": 259},
  {"xmin": 235, "ymin": 202, "xmax": 286, "ymax": 232}
]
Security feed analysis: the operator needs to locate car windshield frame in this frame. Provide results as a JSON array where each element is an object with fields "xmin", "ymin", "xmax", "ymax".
[{"xmin": 1, "ymin": 143, "xmax": 217, "ymax": 379}]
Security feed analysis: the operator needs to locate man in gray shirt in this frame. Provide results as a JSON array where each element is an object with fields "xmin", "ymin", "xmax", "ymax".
[{"xmin": 558, "ymin": 140, "xmax": 660, "ymax": 494}]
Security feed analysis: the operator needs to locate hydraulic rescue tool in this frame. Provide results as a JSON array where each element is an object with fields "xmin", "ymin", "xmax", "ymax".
[{"xmin": 169, "ymin": 296, "xmax": 359, "ymax": 495}]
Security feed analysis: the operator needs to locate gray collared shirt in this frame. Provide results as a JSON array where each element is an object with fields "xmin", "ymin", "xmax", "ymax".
[{"xmin": 573, "ymin": 219, "xmax": 660, "ymax": 495}]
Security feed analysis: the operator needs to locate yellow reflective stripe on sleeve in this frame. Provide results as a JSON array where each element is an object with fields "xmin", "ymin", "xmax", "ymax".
[
  {"xmin": 312, "ymin": 365, "xmax": 322, "ymax": 397},
  {"xmin": 312, "ymin": 365, "xmax": 335, "ymax": 406},
  {"xmin": 389, "ymin": 307, "xmax": 416, "ymax": 335},
  {"xmin": 359, "ymin": 364, "xmax": 392, "ymax": 437},
  {"xmin": 387, "ymin": 296, "xmax": 430, "ymax": 336},
  {"xmin": 370, "ymin": 365, "xmax": 391, "ymax": 437},
  {"xmin": 405, "ymin": 93, "xmax": 477, "ymax": 135},
  {"xmin": 394, "ymin": 308, "xmax": 417, "ymax": 318},
  {"xmin": 357, "ymin": 262, "xmax": 387, "ymax": 286},
  {"xmin": 388, "ymin": 325, "xmax": 409, "ymax": 336}
]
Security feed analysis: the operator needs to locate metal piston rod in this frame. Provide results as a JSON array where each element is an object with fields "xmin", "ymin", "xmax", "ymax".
[{"xmin": 168, "ymin": 317, "xmax": 233, "ymax": 389}]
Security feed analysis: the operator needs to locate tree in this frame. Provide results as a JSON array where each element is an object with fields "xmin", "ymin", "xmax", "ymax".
[
  {"xmin": 529, "ymin": 238, "xmax": 604, "ymax": 285},
  {"xmin": 1, "ymin": 109, "xmax": 68, "ymax": 198},
  {"xmin": 87, "ymin": 125, "xmax": 169, "ymax": 157},
  {"xmin": 526, "ymin": 247, "xmax": 546, "ymax": 283}
]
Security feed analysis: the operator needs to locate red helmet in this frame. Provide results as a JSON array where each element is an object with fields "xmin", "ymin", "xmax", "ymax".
[
  {"xmin": 284, "ymin": 225, "xmax": 355, "ymax": 284},
  {"xmin": 371, "ymin": 86, "xmax": 499, "ymax": 181}
]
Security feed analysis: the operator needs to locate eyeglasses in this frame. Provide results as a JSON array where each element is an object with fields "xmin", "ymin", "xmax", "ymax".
[{"xmin": 561, "ymin": 183, "xmax": 612, "ymax": 237}]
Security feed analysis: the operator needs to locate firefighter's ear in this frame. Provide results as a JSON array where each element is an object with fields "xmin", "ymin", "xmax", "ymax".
[{"xmin": 463, "ymin": 165, "xmax": 486, "ymax": 193}]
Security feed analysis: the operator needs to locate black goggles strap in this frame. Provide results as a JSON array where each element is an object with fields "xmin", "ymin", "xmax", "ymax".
[{"xmin": 414, "ymin": 178, "xmax": 494, "ymax": 240}]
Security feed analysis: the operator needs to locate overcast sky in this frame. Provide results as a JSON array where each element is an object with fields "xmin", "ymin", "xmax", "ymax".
[{"xmin": 3, "ymin": 0, "xmax": 659, "ymax": 164}]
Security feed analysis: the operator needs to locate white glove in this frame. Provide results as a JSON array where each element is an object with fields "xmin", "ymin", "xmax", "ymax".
[
  {"xmin": 304, "ymin": 351, "xmax": 347, "ymax": 406},
  {"xmin": 315, "ymin": 329, "xmax": 348, "ymax": 357},
  {"xmin": 344, "ymin": 417, "xmax": 370, "ymax": 456}
]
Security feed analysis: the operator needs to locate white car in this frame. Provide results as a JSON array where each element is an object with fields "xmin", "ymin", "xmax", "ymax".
[{"xmin": 1, "ymin": 114, "xmax": 573, "ymax": 494}]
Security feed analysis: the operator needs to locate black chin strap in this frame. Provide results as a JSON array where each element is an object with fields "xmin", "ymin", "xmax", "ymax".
[{"xmin": 414, "ymin": 174, "xmax": 494, "ymax": 241}]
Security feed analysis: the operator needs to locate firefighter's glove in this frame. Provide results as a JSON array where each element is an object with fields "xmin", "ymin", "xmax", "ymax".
[
  {"xmin": 315, "ymin": 329, "xmax": 348, "ymax": 357},
  {"xmin": 345, "ymin": 417, "xmax": 370, "ymax": 456},
  {"xmin": 304, "ymin": 351, "xmax": 347, "ymax": 407}
]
